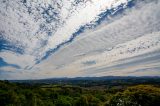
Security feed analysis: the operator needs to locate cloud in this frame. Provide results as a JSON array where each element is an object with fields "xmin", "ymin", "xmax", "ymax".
[
  {"xmin": 0, "ymin": 50, "xmax": 35, "ymax": 69},
  {"xmin": 0, "ymin": 0, "xmax": 131, "ymax": 62},
  {"xmin": 0, "ymin": 0, "xmax": 160, "ymax": 79}
]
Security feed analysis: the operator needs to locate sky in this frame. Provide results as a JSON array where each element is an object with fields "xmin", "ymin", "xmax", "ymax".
[{"xmin": 0, "ymin": 0, "xmax": 160, "ymax": 80}]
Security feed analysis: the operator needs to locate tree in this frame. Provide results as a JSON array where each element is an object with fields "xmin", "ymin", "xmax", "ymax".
[
  {"xmin": 0, "ymin": 90, "xmax": 20, "ymax": 106},
  {"xmin": 107, "ymin": 85, "xmax": 160, "ymax": 106},
  {"xmin": 55, "ymin": 96, "xmax": 72, "ymax": 106}
]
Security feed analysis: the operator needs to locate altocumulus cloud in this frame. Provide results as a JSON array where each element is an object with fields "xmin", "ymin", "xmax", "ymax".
[{"xmin": 0, "ymin": 0, "xmax": 160, "ymax": 79}]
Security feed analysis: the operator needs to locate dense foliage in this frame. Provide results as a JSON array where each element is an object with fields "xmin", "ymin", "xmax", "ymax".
[{"xmin": 0, "ymin": 80, "xmax": 160, "ymax": 106}]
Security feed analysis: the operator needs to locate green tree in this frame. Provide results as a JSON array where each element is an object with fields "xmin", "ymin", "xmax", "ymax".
[
  {"xmin": 107, "ymin": 85, "xmax": 160, "ymax": 106},
  {"xmin": 55, "ymin": 96, "xmax": 72, "ymax": 106},
  {"xmin": 75, "ymin": 94, "xmax": 101, "ymax": 106},
  {"xmin": 0, "ymin": 90, "xmax": 20, "ymax": 106}
]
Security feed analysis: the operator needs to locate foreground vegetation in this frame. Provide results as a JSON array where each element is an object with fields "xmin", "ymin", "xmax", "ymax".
[{"xmin": 0, "ymin": 78, "xmax": 160, "ymax": 106}]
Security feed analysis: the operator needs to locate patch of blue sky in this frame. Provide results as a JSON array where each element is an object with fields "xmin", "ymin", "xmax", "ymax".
[
  {"xmin": 82, "ymin": 60, "xmax": 96, "ymax": 66},
  {"xmin": 0, "ymin": 38, "xmax": 24, "ymax": 54},
  {"xmin": 0, "ymin": 57, "xmax": 20, "ymax": 69}
]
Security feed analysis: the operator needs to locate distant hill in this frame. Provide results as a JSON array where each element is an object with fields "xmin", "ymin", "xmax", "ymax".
[{"xmin": 8, "ymin": 76, "xmax": 160, "ymax": 87}]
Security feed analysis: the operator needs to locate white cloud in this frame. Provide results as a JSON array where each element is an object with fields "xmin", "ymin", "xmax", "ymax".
[
  {"xmin": 0, "ymin": 0, "xmax": 160, "ymax": 79},
  {"xmin": 0, "ymin": 50, "xmax": 35, "ymax": 69}
]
